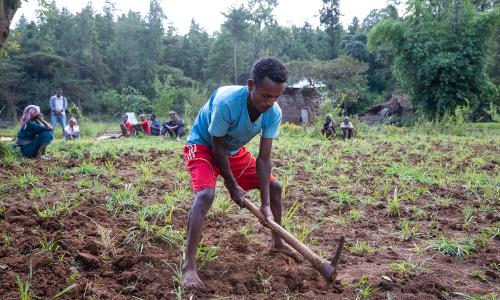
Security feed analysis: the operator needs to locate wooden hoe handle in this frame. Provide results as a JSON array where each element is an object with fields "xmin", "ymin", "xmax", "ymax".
[{"xmin": 241, "ymin": 197, "xmax": 344, "ymax": 282}]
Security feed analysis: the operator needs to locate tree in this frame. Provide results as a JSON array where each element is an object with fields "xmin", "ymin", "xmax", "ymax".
[
  {"xmin": 178, "ymin": 20, "xmax": 210, "ymax": 82},
  {"xmin": 0, "ymin": 0, "xmax": 23, "ymax": 48},
  {"xmin": 319, "ymin": 0, "xmax": 342, "ymax": 59},
  {"xmin": 287, "ymin": 56, "xmax": 368, "ymax": 114},
  {"xmin": 247, "ymin": 0, "xmax": 278, "ymax": 62},
  {"xmin": 222, "ymin": 5, "xmax": 250, "ymax": 84},
  {"xmin": 348, "ymin": 17, "xmax": 360, "ymax": 34},
  {"xmin": 368, "ymin": 1, "xmax": 500, "ymax": 118},
  {"xmin": 119, "ymin": 86, "xmax": 153, "ymax": 114},
  {"xmin": 0, "ymin": 57, "xmax": 23, "ymax": 122},
  {"xmin": 361, "ymin": 6, "xmax": 398, "ymax": 32}
]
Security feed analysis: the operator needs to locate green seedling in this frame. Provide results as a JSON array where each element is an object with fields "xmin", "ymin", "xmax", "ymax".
[
  {"xmin": 398, "ymin": 218, "xmax": 420, "ymax": 241},
  {"xmin": 27, "ymin": 187, "xmax": 49, "ymax": 200},
  {"xmin": 35, "ymin": 199, "xmax": 75, "ymax": 218},
  {"xmin": 386, "ymin": 187, "xmax": 400, "ymax": 217},
  {"xmin": 389, "ymin": 258, "xmax": 427, "ymax": 276},
  {"xmin": 40, "ymin": 236, "xmax": 60, "ymax": 254},
  {"xmin": 16, "ymin": 263, "xmax": 34, "ymax": 300},
  {"xmin": 462, "ymin": 206, "xmax": 475, "ymax": 229},
  {"xmin": 209, "ymin": 194, "xmax": 233, "ymax": 216},
  {"xmin": 2, "ymin": 233, "xmax": 13, "ymax": 247},
  {"xmin": 256, "ymin": 269, "xmax": 273, "ymax": 294},
  {"xmin": 353, "ymin": 275, "xmax": 379, "ymax": 300},
  {"xmin": 349, "ymin": 240, "xmax": 376, "ymax": 255},
  {"xmin": 196, "ymin": 244, "xmax": 219, "ymax": 266},
  {"xmin": 431, "ymin": 235, "xmax": 475, "ymax": 260},
  {"xmin": 52, "ymin": 284, "xmax": 77, "ymax": 299},
  {"xmin": 12, "ymin": 171, "xmax": 40, "ymax": 189},
  {"xmin": 73, "ymin": 161, "xmax": 99, "ymax": 176},
  {"xmin": 348, "ymin": 209, "xmax": 362, "ymax": 222},
  {"xmin": 105, "ymin": 184, "xmax": 139, "ymax": 215},
  {"xmin": 239, "ymin": 224, "xmax": 253, "ymax": 240},
  {"xmin": 329, "ymin": 191, "xmax": 355, "ymax": 205},
  {"xmin": 470, "ymin": 269, "xmax": 487, "ymax": 282}
]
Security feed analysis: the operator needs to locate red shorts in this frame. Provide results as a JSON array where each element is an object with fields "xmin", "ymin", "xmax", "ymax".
[{"xmin": 184, "ymin": 144, "xmax": 277, "ymax": 192}]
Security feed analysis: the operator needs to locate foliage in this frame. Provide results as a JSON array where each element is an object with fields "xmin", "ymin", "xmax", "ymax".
[
  {"xmin": 368, "ymin": 2, "xmax": 500, "ymax": 119},
  {"xmin": 119, "ymin": 86, "xmax": 153, "ymax": 115},
  {"xmin": 287, "ymin": 56, "xmax": 368, "ymax": 114},
  {"xmin": 0, "ymin": 0, "xmax": 498, "ymax": 123}
]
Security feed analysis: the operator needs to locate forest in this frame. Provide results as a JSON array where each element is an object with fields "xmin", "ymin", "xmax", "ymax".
[{"xmin": 0, "ymin": 0, "xmax": 498, "ymax": 125}]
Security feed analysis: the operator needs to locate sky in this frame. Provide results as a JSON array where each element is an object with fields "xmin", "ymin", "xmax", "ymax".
[{"xmin": 12, "ymin": 0, "xmax": 393, "ymax": 34}]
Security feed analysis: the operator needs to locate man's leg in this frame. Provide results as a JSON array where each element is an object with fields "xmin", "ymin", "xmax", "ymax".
[
  {"xmin": 268, "ymin": 181, "xmax": 302, "ymax": 262},
  {"xmin": 182, "ymin": 188, "xmax": 216, "ymax": 290},
  {"xmin": 168, "ymin": 128, "xmax": 175, "ymax": 139},
  {"xmin": 50, "ymin": 113, "xmax": 57, "ymax": 128},
  {"xmin": 60, "ymin": 114, "xmax": 66, "ymax": 137}
]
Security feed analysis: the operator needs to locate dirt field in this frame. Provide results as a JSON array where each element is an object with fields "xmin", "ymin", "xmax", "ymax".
[{"xmin": 0, "ymin": 130, "xmax": 498, "ymax": 299}]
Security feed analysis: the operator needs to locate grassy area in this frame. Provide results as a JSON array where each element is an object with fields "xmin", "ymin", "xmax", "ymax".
[
  {"xmin": 0, "ymin": 122, "xmax": 498, "ymax": 299},
  {"xmin": 0, "ymin": 121, "xmax": 118, "ymax": 139}
]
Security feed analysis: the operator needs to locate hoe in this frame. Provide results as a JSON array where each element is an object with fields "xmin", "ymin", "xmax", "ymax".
[{"xmin": 241, "ymin": 197, "xmax": 345, "ymax": 282}]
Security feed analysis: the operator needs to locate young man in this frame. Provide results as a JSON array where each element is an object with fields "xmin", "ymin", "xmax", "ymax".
[
  {"xmin": 182, "ymin": 57, "xmax": 302, "ymax": 290},
  {"xmin": 340, "ymin": 116, "xmax": 355, "ymax": 139},
  {"xmin": 150, "ymin": 114, "xmax": 161, "ymax": 136},
  {"xmin": 140, "ymin": 114, "xmax": 151, "ymax": 135},
  {"xmin": 120, "ymin": 114, "xmax": 132, "ymax": 137},
  {"xmin": 163, "ymin": 111, "xmax": 185, "ymax": 141},
  {"xmin": 49, "ymin": 88, "xmax": 68, "ymax": 137},
  {"xmin": 321, "ymin": 114, "xmax": 336, "ymax": 140}
]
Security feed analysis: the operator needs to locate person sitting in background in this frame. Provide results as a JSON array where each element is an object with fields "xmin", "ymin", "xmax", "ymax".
[
  {"xmin": 163, "ymin": 111, "xmax": 185, "ymax": 141},
  {"xmin": 340, "ymin": 116, "xmax": 355, "ymax": 139},
  {"xmin": 64, "ymin": 117, "xmax": 80, "ymax": 140},
  {"xmin": 321, "ymin": 114, "xmax": 336, "ymax": 140},
  {"xmin": 150, "ymin": 114, "xmax": 161, "ymax": 136},
  {"xmin": 16, "ymin": 105, "xmax": 54, "ymax": 159},
  {"xmin": 120, "ymin": 114, "xmax": 132, "ymax": 137},
  {"xmin": 140, "ymin": 114, "xmax": 151, "ymax": 135}
]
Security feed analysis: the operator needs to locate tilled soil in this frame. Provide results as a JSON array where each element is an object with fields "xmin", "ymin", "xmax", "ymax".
[{"xmin": 0, "ymin": 139, "xmax": 498, "ymax": 299}]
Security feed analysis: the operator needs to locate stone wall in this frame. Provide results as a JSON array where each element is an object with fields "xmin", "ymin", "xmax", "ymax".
[{"xmin": 278, "ymin": 87, "xmax": 322, "ymax": 124}]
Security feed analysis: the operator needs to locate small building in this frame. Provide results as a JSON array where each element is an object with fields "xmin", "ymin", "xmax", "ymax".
[{"xmin": 278, "ymin": 87, "xmax": 322, "ymax": 124}]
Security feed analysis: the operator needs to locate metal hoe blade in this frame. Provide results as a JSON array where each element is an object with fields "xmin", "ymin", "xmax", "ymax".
[{"xmin": 330, "ymin": 236, "xmax": 345, "ymax": 268}]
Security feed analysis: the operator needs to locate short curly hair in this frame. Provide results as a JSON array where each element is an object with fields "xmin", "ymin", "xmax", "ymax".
[{"xmin": 250, "ymin": 57, "xmax": 288, "ymax": 87}]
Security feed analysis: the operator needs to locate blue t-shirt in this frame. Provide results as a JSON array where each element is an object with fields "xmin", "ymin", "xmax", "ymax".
[{"xmin": 187, "ymin": 85, "xmax": 282, "ymax": 155}]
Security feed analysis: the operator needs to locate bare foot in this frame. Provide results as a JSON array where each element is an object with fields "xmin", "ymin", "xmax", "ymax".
[
  {"xmin": 182, "ymin": 269, "xmax": 207, "ymax": 291},
  {"xmin": 270, "ymin": 242, "xmax": 303, "ymax": 262}
]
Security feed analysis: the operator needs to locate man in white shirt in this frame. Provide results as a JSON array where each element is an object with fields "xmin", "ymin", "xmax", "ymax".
[
  {"xmin": 340, "ymin": 116, "xmax": 355, "ymax": 139},
  {"xmin": 49, "ymin": 88, "xmax": 68, "ymax": 137}
]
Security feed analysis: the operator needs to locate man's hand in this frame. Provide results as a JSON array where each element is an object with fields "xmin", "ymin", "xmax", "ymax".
[
  {"xmin": 260, "ymin": 205, "xmax": 273, "ymax": 226},
  {"xmin": 228, "ymin": 184, "xmax": 246, "ymax": 208}
]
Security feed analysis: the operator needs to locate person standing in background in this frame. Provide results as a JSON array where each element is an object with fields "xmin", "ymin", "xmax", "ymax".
[{"xmin": 49, "ymin": 88, "xmax": 68, "ymax": 137}]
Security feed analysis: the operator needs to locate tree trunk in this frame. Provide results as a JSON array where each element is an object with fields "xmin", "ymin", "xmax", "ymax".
[
  {"xmin": 0, "ymin": 0, "xmax": 22, "ymax": 49},
  {"xmin": 232, "ymin": 36, "xmax": 238, "ymax": 85},
  {"xmin": 6, "ymin": 88, "xmax": 17, "ymax": 124}
]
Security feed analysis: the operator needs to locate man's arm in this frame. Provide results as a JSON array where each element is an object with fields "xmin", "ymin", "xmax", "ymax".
[
  {"xmin": 212, "ymin": 136, "xmax": 245, "ymax": 207},
  {"xmin": 63, "ymin": 97, "xmax": 67, "ymax": 111},
  {"xmin": 49, "ymin": 97, "xmax": 55, "ymax": 112},
  {"xmin": 256, "ymin": 137, "xmax": 274, "ymax": 221}
]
